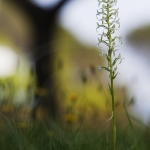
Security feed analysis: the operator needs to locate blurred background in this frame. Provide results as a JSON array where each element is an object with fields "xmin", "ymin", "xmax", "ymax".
[{"xmin": 0, "ymin": 0, "xmax": 150, "ymax": 139}]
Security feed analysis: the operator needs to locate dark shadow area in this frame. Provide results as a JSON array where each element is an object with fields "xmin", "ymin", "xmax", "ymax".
[{"xmin": 6, "ymin": 0, "xmax": 69, "ymax": 120}]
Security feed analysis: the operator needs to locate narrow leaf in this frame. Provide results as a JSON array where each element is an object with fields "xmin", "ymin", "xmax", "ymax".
[{"xmin": 108, "ymin": 83, "xmax": 112, "ymax": 95}]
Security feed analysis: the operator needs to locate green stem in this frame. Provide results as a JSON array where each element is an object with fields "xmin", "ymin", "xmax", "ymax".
[
  {"xmin": 110, "ymin": 74, "xmax": 116, "ymax": 150},
  {"xmin": 107, "ymin": 4, "xmax": 117, "ymax": 150}
]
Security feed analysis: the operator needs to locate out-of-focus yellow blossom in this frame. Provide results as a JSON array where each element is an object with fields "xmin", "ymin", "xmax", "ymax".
[
  {"xmin": 36, "ymin": 107, "xmax": 49, "ymax": 120},
  {"xmin": 1, "ymin": 104, "xmax": 14, "ymax": 113},
  {"xmin": 48, "ymin": 130, "xmax": 54, "ymax": 137},
  {"xmin": 17, "ymin": 122, "xmax": 27, "ymax": 129},
  {"xmin": 69, "ymin": 94, "xmax": 78, "ymax": 102},
  {"xmin": 64, "ymin": 114, "xmax": 77, "ymax": 124}
]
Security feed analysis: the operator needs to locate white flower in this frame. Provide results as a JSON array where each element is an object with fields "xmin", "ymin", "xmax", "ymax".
[{"xmin": 97, "ymin": 66, "xmax": 102, "ymax": 71}]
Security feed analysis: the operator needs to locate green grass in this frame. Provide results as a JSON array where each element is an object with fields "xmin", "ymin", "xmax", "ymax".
[{"xmin": 0, "ymin": 111, "xmax": 150, "ymax": 150}]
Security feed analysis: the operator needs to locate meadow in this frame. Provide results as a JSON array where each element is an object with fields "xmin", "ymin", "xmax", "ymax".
[
  {"xmin": 0, "ymin": 102, "xmax": 150, "ymax": 150},
  {"xmin": 0, "ymin": 1, "xmax": 150, "ymax": 148},
  {"xmin": 0, "ymin": 26, "xmax": 150, "ymax": 149}
]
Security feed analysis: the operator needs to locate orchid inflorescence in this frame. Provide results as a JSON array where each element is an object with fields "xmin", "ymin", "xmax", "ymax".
[
  {"xmin": 97, "ymin": 0, "xmax": 123, "ymax": 80},
  {"xmin": 96, "ymin": 1, "xmax": 122, "ymax": 149}
]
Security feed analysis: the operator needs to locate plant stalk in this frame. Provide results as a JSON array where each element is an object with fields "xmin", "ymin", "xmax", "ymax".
[
  {"xmin": 110, "ymin": 74, "xmax": 116, "ymax": 150},
  {"xmin": 108, "ymin": 5, "xmax": 117, "ymax": 150},
  {"xmin": 97, "ymin": 0, "xmax": 122, "ymax": 149}
]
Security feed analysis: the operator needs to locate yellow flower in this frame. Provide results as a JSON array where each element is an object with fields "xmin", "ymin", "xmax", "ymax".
[
  {"xmin": 1, "ymin": 104, "xmax": 14, "ymax": 113},
  {"xmin": 17, "ymin": 122, "xmax": 27, "ymax": 129},
  {"xmin": 36, "ymin": 107, "xmax": 49, "ymax": 120},
  {"xmin": 48, "ymin": 130, "xmax": 54, "ymax": 137},
  {"xmin": 64, "ymin": 114, "xmax": 77, "ymax": 124},
  {"xmin": 69, "ymin": 94, "xmax": 78, "ymax": 102}
]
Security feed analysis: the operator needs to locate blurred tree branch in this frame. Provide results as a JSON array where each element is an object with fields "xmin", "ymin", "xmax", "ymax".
[{"xmin": 127, "ymin": 25, "xmax": 150, "ymax": 48}]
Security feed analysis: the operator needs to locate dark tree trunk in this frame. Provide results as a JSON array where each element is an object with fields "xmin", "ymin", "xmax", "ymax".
[{"xmin": 8, "ymin": 0, "xmax": 69, "ymax": 119}]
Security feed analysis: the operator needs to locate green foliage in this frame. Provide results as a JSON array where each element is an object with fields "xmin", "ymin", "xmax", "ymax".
[{"xmin": 0, "ymin": 114, "xmax": 150, "ymax": 150}]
